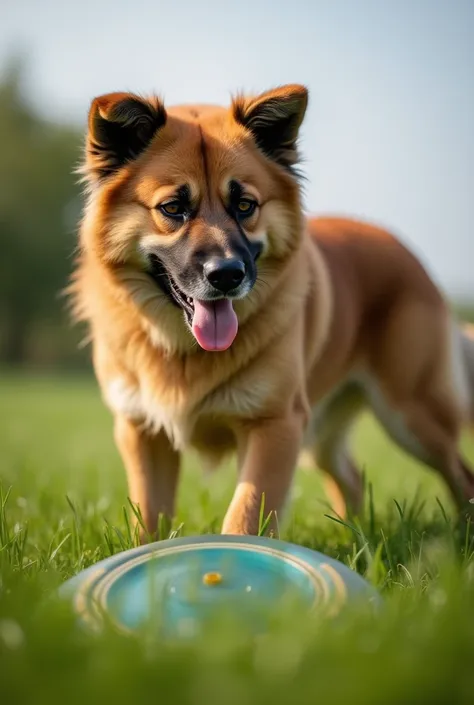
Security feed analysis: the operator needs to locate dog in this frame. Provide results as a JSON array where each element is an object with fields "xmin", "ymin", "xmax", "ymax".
[{"xmin": 69, "ymin": 84, "xmax": 474, "ymax": 537}]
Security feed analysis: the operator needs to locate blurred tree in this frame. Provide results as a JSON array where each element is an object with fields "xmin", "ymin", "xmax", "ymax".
[{"xmin": 0, "ymin": 58, "xmax": 83, "ymax": 365}]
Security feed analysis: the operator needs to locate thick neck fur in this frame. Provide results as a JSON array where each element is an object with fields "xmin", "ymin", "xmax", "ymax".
[{"xmin": 71, "ymin": 208, "xmax": 312, "ymax": 417}]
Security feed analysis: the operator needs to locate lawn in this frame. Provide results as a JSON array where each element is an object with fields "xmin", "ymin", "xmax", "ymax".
[{"xmin": 1, "ymin": 371, "xmax": 474, "ymax": 705}]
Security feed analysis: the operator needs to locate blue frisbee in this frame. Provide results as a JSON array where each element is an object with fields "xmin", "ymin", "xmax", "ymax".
[{"xmin": 61, "ymin": 535, "xmax": 379, "ymax": 638}]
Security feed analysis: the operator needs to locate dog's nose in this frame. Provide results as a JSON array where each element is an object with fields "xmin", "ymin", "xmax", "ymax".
[{"xmin": 204, "ymin": 258, "xmax": 246, "ymax": 293}]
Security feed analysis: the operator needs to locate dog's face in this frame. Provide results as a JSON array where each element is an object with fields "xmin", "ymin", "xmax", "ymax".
[{"xmin": 81, "ymin": 86, "xmax": 308, "ymax": 351}]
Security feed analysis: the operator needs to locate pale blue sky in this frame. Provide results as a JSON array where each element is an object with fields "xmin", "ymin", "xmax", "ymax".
[{"xmin": 1, "ymin": 0, "xmax": 473, "ymax": 297}]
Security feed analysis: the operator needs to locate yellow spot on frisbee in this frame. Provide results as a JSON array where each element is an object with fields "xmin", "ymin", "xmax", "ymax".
[{"xmin": 203, "ymin": 571, "xmax": 223, "ymax": 586}]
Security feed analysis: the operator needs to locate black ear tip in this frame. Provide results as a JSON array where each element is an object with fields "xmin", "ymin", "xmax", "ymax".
[
  {"xmin": 88, "ymin": 92, "xmax": 131, "ymax": 122},
  {"xmin": 280, "ymin": 84, "xmax": 309, "ymax": 112},
  {"xmin": 85, "ymin": 93, "xmax": 166, "ymax": 181},
  {"xmin": 232, "ymin": 85, "xmax": 308, "ymax": 173},
  {"xmin": 300, "ymin": 86, "xmax": 309, "ymax": 105},
  {"xmin": 285, "ymin": 83, "xmax": 309, "ymax": 97}
]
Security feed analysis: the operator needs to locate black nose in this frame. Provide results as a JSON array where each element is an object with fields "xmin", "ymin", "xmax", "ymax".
[{"xmin": 204, "ymin": 258, "xmax": 246, "ymax": 293}]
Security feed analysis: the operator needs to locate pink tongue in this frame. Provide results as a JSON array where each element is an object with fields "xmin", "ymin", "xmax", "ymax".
[{"xmin": 192, "ymin": 299, "xmax": 238, "ymax": 351}]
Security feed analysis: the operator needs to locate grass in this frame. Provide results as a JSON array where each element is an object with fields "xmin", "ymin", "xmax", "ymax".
[{"xmin": 1, "ymin": 370, "xmax": 474, "ymax": 704}]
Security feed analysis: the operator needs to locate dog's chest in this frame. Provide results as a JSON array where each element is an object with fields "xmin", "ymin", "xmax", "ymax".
[
  {"xmin": 104, "ymin": 374, "xmax": 272, "ymax": 450},
  {"xmin": 105, "ymin": 377, "xmax": 184, "ymax": 443}
]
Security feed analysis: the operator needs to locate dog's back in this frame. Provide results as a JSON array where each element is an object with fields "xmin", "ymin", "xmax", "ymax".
[{"xmin": 299, "ymin": 215, "xmax": 474, "ymax": 517}]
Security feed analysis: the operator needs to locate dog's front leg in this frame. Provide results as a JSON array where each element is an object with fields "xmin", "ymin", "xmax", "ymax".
[
  {"xmin": 114, "ymin": 415, "xmax": 180, "ymax": 540},
  {"xmin": 222, "ymin": 410, "xmax": 306, "ymax": 536}
]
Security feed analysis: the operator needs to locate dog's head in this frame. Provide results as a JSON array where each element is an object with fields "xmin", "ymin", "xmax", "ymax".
[{"xmin": 79, "ymin": 85, "xmax": 308, "ymax": 352}]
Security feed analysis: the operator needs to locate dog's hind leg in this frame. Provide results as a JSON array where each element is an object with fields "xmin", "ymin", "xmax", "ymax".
[
  {"xmin": 461, "ymin": 323, "xmax": 474, "ymax": 427},
  {"xmin": 302, "ymin": 381, "xmax": 366, "ymax": 518},
  {"xmin": 366, "ymin": 382, "xmax": 474, "ymax": 511},
  {"xmin": 364, "ymin": 306, "xmax": 474, "ymax": 513}
]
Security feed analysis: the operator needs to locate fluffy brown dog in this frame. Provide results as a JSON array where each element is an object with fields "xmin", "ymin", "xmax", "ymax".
[{"xmin": 69, "ymin": 84, "xmax": 474, "ymax": 537}]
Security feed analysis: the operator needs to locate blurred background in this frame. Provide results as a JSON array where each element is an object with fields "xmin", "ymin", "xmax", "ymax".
[{"xmin": 1, "ymin": 0, "xmax": 473, "ymax": 371}]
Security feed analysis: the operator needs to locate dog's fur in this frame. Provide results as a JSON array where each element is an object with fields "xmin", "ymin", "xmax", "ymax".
[{"xmin": 69, "ymin": 85, "xmax": 474, "ymax": 536}]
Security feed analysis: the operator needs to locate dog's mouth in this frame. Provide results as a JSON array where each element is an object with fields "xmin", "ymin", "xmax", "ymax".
[
  {"xmin": 148, "ymin": 254, "xmax": 238, "ymax": 352},
  {"xmin": 149, "ymin": 255, "xmax": 195, "ymax": 322}
]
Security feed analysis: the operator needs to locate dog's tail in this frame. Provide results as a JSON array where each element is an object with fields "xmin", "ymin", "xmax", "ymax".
[{"xmin": 461, "ymin": 323, "xmax": 474, "ymax": 424}]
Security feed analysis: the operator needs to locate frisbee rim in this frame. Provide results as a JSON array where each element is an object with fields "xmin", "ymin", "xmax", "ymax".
[{"xmin": 61, "ymin": 534, "xmax": 378, "ymax": 634}]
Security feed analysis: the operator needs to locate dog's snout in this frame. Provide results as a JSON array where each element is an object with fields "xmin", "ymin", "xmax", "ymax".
[{"xmin": 204, "ymin": 258, "xmax": 246, "ymax": 293}]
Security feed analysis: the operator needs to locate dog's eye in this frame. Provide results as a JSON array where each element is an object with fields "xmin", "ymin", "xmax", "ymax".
[
  {"xmin": 159, "ymin": 201, "xmax": 186, "ymax": 218},
  {"xmin": 236, "ymin": 199, "xmax": 257, "ymax": 218}
]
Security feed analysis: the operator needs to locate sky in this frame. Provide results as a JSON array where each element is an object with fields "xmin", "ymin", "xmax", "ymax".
[{"xmin": 1, "ymin": 0, "xmax": 473, "ymax": 298}]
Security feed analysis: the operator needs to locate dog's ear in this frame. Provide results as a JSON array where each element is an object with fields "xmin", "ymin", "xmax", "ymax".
[
  {"xmin": 232, "ymin": 84, "xmax": 308, "ymax": 172},
  {"xmin": 82, "ymin": 92, "xmax": 167, "ymax": 182}
]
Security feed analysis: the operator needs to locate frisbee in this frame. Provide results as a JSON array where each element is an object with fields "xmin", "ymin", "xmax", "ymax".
[{"xmin": 61, "ymin": 534, "xmax": 379, "ymax": 638}]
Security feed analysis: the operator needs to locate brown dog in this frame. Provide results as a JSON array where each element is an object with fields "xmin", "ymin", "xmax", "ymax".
[{"xmin": 69, "ymin": 84, "xmax": 474, "ymax": 537}]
